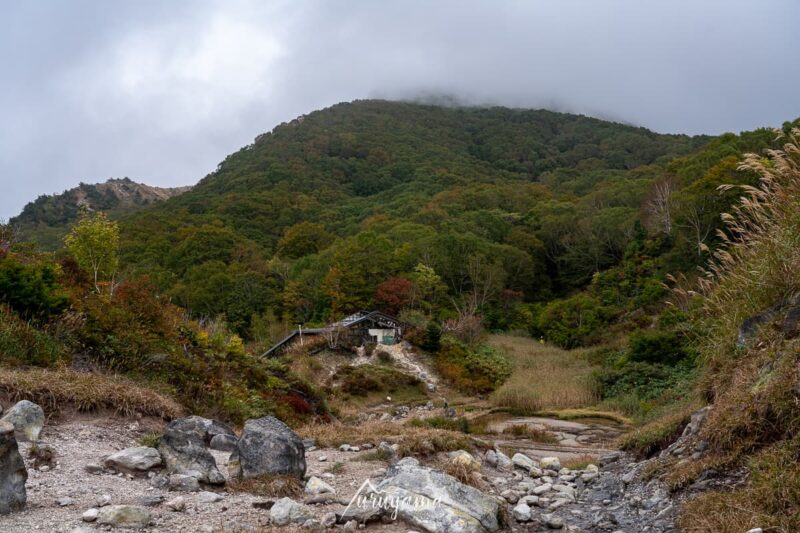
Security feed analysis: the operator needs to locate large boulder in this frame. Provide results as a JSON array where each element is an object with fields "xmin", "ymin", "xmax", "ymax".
[
  {"xmin": 228, "ymin": 416, "xmax": 305, "ymax": 480},
  {"xmin": 0, "ymin": 400, "xmax": 44, "ymax": 442},
  {"xmin": 158, "ymin": 419, "xmax": 225, "ymax": 485},
  {"xmin": 104, "ymin": 447, "xmax": 162, "ymax": 474},
  {"xmin": 343, "ymin": 457, "xmax": 501, "ymax": 532},
  {"xmin": 0, "ymin": 422, "xmax": 27, "ymax": 514}
]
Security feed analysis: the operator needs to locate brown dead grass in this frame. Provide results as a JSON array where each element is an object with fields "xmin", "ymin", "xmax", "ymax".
[
  {"xmin": 436, "ymin": 459, "xmax": 486, "ymax": 489},
  {"xmin": 297, "ymin": 420, "xmax": 476, "ymax": 457},
  {"xmin": 488, "ymin": 335, "xmax": 599, "ymax": 413},
  {"xmin": 227, "ymin": 474, "xmax": 304, "ymax": 498},
  {"xmin": 561, "ymin": 454, "xmax": 598, "ymax": 470},
  {"xmin": 616, "ymin": 403, "xmax": 696, "ymax": 458},
  {"xmin": 501, "ymin": 424, "xmax": 558, "ymax": 444},
  {"xmin": 0, "ymin": 367, "xmax": 183, "ymax": 419}
]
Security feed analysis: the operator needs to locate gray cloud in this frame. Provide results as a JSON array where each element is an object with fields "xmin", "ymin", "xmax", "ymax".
[{"xmin": 2, "ymin": 0, "xmax": 799, "ymax": 218}]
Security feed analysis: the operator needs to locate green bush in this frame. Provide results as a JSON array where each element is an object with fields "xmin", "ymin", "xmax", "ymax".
[
  {"xmin": 0, "ymin": 306, "xmax": 66, "ymax": 367},
  {"xmin": 628, "ymin": 330, "xmax": 690, "ymax": 365},
  {"xmin": 436, "ymin": 335, "xmax": 511, "ymax": 393},
  {"xmin": 535, "ymin": 294, "xmax": 613, "ymax": 348},
  {"xmin": 0, "ymin": 257, "xmax": 68, "ymax": 320}
]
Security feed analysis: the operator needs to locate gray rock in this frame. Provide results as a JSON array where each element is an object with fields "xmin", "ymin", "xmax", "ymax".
[
  {"xmin": 167, "ymin": 415, "xmax": 235, "ymax": 446},
  {"xmin": 104, "ymin": 447, "xmax": 162, "ymax": 474},
  {"xmin": 209, "ymin": 433, "xmax": 237, "ymax": 452},
  {"xmin": 513, "ymin": 502, "xmax": 531, "ymax": 522},
  {"xmin": 0, "ymin": 400, "xmax": 44, "ymax": 442},
  {"xmin": 169, "ymin": 473, "xmax": 200, "ymax": 492},
  {"xmin": 166, "ymin": 496, "xmax": 186, "ymax": 511},
  {"xmin": 82, "ymin": 508, "xmax": 99, "ymax": 522},
  {"xmin": 96, "ymin": 505, "xmax": 151, "ymax": 529},
  {"xmin": 136, "ymin": 495, "xmax": 163, "ymax": 507},
  {"xmin": 196, "ymin": 490, "xmax": 224, "ymax": 503},
  {"xmin": 96, "ymin": 494, "xmax": 112, "ymax": 507},
  {"xmin": 229, "ymin": 416, "xmax": 305, "ymax": 480},
  {"xmin": 495, "ymin": 450, "xmax": 512, "ymax": 470},
  {"xmin": 512, "ymin": 452, "xmax": 536, "ymax": 471},
  {"xmin": 158, "ymin": 419, "xmax": 225, "ymax": 485},
  {"xmin": 484, "ymin": 450, "xmax": 498, "ymax": 467},
  {"xmin": 378, "ymin": 441, "xmax": 397, "ymax": 457},
  {"xmin": 346, "ymin": 456, "xmax": 502, "ymax": 532},
  {"xmin": 501, "ymin": 489, "xmax": 519, "ymax": 503},
  {"xmin": 84, "ymin": 463, "xmax": 104, "ymax": 474},
  {"xmin": 321, "ymin": 511, "xmax": 337, "ymax": 527},
  {"xmin": 270, "ymin": 497, "xmax": 313, "ymax": 526},
  {"xmin": 343, "ymin": 520, "xmax": 358, "ymax": 531},
  {"xmin": 56, "ymin": 496, "xmax": 75, "ymax": 506},
  {"xmin": 540, "ymin": 457, "xmax": 561, "ymax": 470},
  {"xmin": 305, "ymin": 476, "xmax": 335, "ymax": 495},
  {"xmin": 532, "ymin": 483, "xmax": 552, "ymax": 495},
  {"xmin": 543, "ymin": 513, "xmax": 564, "ymax": 529},
  {"xmin": 0, "ymin": 422, "xmax": 27, "ymax": 515}
]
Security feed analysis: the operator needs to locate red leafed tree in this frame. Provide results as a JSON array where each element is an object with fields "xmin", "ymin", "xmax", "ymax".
[{"xmin": 375, "ymin": 277, "xmax": 413, "ymax": 315}]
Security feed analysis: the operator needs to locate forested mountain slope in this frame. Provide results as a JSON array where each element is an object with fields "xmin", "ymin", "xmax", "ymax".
[
  {"xmin": 11, "ymin": 178, "xmax": 190, "ymax": 249},
  {"xmin": 117, "ymin": 100, "xmax": 717, "ymax": 335}
]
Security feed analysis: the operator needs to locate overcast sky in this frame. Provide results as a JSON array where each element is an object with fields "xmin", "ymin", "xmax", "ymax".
[{"xmin": 2, "ymin": 0, "xmax": 799, "ymax": 219}]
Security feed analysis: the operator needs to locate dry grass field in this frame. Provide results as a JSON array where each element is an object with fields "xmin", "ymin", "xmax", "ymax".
[{"xmin": 489, "ymin": 334, "xmax": 599, "ymax": 413}]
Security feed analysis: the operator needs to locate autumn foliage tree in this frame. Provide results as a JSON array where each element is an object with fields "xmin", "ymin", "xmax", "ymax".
[{"xmin": 375, "ymin": 277, "xmax": 413, "ymax": 315}]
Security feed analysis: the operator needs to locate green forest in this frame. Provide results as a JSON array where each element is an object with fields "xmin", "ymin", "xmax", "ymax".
[{"xmin": 111, "ymin": 101, "xmax": 785, "ymax": 346}]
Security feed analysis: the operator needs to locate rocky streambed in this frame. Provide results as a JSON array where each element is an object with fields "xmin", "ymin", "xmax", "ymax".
[{"xmin": 0, "ymin": 399, "xmax": 688, "ymax": 533}]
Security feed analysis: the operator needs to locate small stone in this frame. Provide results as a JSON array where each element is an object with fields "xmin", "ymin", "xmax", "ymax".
[
  {"xmin": 544, "ymin": 514, "xmax": 565, "ymax": 529},
  {"xmin": 96, "ymin": 505, "xmax": 151, "ymax": 529},
  {"xmin": 56, "ymin": 496, "xmax": 75, "ymax": 506},
  {"xmin": 532, "ymin": 483, "xmax": 552, "ymax": 495},
  {"xmin": 512, "ymin": 502, "xmax": 531, "ymax": 522},
  {"xmin": 305, "ymin": 476, "xmax": 335, "ymax": 495},
  {"xmin": 196, "ymin": 491, "xmax": 224, "ymax": 504},
  {"xmin": 136, "ymin": 495, "xmax": 164, "ymax": 507},
  {"xmin": 270, "ymin": 497, "xmax": 313, "ymax": 526},
  {"xmin": 484, "ymin": 450, "xmax": 498, "ymax": 467},
  {"xmin": 339, "ymin": 444, "xmax": 351, "ymax": 452},
  {"xmin": 96, "ymin": 494, "xmax": 112, "ymax": 507},
  {"xmin": 343, "ymin": 520, "xmax": 358, "ymax": 531},
  {"xmin": 350, "ymin": 446, "xmax": 360, "ymax": 452},
  {"xmin": 321, "ymin": 512, "xmax": 337, "ymax": 527},
  {"xmin": 82, "ymin": 508, "xmax": 99, "ymax": 522},
  {"xmin": 318, "ymin": 455, "xmax": 328, "ymax": 462},
  {"xmin": 84, "ymin": 463, "xmax": 104, "ymax": 474},
  {"xmin": 501, "ymin": 489, "xmax": 519, "ymax": 503},
  {"xmin": 540, "ymin": 457, "xmax": 561, "ymax": 470},
  {"xmin": 511, "ymin": 453, "xmax": 536, "ymax": 471},
  {"xmin": 104, "ymin": 447, "xmax": 162, "ymax": 474},
  {"xmin": 166, "ymin": 496, "xmax": 186, "ymax": 512},
  {"xmin": 449, "ymin": 450, "xmax": 480, "ymax": 470},
  {"xmin": 168, "ymin": 473, "xmax": 200, "ymax": 492},
  {"xmin": 552, "ymin": 484, "xmax": 575, "ymax": 499}
]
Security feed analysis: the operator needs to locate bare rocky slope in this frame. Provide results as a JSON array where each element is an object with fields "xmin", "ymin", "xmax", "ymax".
[{"xmin": 10, "ymin": 178, "xmax": 191, "ymax": 249}]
